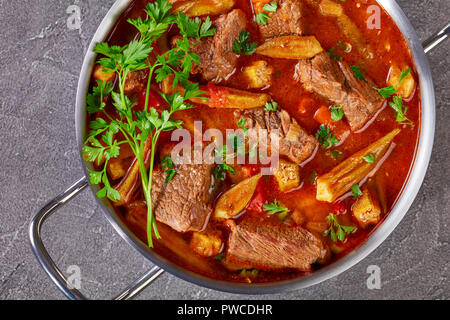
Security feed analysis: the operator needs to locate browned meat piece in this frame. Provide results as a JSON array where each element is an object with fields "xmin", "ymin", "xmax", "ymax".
[
  {"xmin": 338, "ymin": 62, "xmax": 386, "ymax": 130},
  {"xmin": 234, "ymin": 108, "xmax": 318, "ymax": 164},
  {"xmin": 296, "ymin": 52, "xmax": 347, "ymax": 103},
  {"xmin": 295, "ymin": 52, "xmax": 385, "ymax": 130},
  {"xmin": 124, "ymin": 69, "xmax": 149, "ymax": 95},
  {"xmin": 253, "ymin": 0, "xmax": 303, "ymax": 39},
  {"xmin": 151, "ymin": 163, "xmax": 219, "ymax": 233},
  {"xmin": 226, "ymin": 221, "xmax": 325, "ymax": 270},
  {"xmin": 171, "ymin": 9, "xmax": 246, "ymax": 82}
]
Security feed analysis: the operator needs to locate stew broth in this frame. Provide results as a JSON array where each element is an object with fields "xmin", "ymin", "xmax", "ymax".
[{"xmin": 86, "ymin": 0, "xmax": 420, "ymax": 282}]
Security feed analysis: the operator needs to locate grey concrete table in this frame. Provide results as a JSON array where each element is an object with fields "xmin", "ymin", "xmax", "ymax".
[{"xmin": 0, "ymin": 0, "xmax": 448, "ymax": 300}]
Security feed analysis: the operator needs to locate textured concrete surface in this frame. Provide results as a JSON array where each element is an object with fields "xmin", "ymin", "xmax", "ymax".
[{"xmin": 0, "ymin": 0, "xmax": 448, "ymax": 300}]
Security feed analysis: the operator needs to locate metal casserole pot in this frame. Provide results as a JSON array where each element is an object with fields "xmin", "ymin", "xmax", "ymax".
[{"xmin": 29, "ymin": 0, "xmax": 449, "ymax": 300}]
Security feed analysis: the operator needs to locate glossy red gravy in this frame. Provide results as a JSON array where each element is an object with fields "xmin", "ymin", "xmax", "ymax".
[{"xmin": 90, "ymin": 0, "xmax": 421, "ymax": 282}]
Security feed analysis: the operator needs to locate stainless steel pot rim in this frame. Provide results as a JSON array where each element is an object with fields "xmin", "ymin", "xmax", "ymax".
[{"xmin": 74, "ymin": 0, "xmax": 436, "ymax": 294}]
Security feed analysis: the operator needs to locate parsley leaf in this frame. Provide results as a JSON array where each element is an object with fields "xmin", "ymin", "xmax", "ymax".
[
  {"xmin": 177, "ymin": 13, "xmax": 216, "ymax": 39},
  {"xmin": 316, "ymin": 124, "xmax": 340, "ymax": 148},
  {"xmin": 351, "ymin": 184, "xmax": 363, "ymax": 198},
  {"xmin": 161, "ymin": 156, "xmax": 176, "ymax": 183},
  {"xmin": 264, "ymin": 101, "xmax": 278, "ymax": 111},
  {"xmin": 363, "ymin": 153, "xmax": 375, "ymax": 163},
  {"xmin": 86, "ymin": 80, "xmax": 113, "ymax": 114},
  {"xmin": 350, "ymin": 65, "xmax": 365, "ymax": 81},
  {"xmin": 377, "ymin": 85, "xmax": 397, "ymax": 98},
  {"xmin": 323, "ymin": 213, "xmax": 356, "ymax": 243},
  {"xmin": 389, "ymin": 95, "xmax": 413, "ymax": 125},
  {"xmin": 233, "ymin": 30, "xmax": 257, "ymax": 56},
  {"xmin": 255, "ymin": 2, "xmax": 278, "ymax": 25},
  {"xmin": 263, "ymin": 200, "xmax": 289, "ymax": 220},
  {"xmin": 398, "ymin": 68, "xmax": 411, "ymax": 85},
  {"xmin": 213, "ymin": 163, "xmax": 236, "ymax": 181},
  {"xmin": 330, "ymin": 105, "xmax": 344, "ymax": 121},
  {"xmin": 263, "ymin": 2, "xmax": 278, "ymax": 12},
  {"xmin": 84, "ymin": 0, "xmax": 214, "ymax": 248}
]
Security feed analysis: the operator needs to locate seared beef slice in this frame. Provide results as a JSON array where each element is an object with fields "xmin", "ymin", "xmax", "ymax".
[
  {"xmin": 176, "ymin": 9, "xmax": 246, "ymax": 82},
  {"xmin": 235, "ymin": 108, "xmax": 318, "ymax": 164},
  {"xmin": 253, "ymin": 0, "xmax": 303, "ymax": 38},
  {"xmin": 296, "ymin": 52, "xmax": 385, "ymax": 130},
  {"xmin": 227, "ymin": 221, "xmax": 325, "ymax": 270},
  {"xmin": 151, "ymin": 164, "xmax": 217, "ymax": 233}
]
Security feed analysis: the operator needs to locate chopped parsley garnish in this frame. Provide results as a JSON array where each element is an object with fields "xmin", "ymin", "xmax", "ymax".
[
  {"xmin": 330, "ymin": 105, "xmax": 344, "ymax": 121},
  {"xmin": 263, "ymin": 199, "xmax": 289, "ymax": 220},
  {"xmin": 213, "ymin": 163, "xmax": 236, "ymax": 181},
  {"xmin": 363, "ymin": 153, "xmax": 375, "ymax": 163},
  {"xmin": 350, "ymin": 65, "xmax": 365, "ymax": 81},
  {"xmin": 377, "ymin": 85, "xmax": 397, "ymax": 98},
  {"xmin": 264, "ymin": 101, "xmax": 278, "ymax": 111},
  {"xmin": 233, "ymin": 30, "xmax": 257, "ymax": 56},
  {"xmin": 398, "ymin": 68, "xmax": 411, "ymax": 85},
  {"xmin": 324, "ymin": 213, "xmax": 356, "ymax": 243},
  {"xmin": 256, "ymin": 2, "xmax": 278, "ymax": 25},
  {"xmin": 316, "ymin": 124, "xmax": 340, "ymax": 148},
  {"xmin": 377, "ymin": 68, "xmax": 412, "ymax": 98},
  {"xmin": 351, "ymin": 184, "xmax": 363, "ymax": 198},
  {"xmin": 389, "ymin": 95, "xmax": 413, "ymax": 125},
  {"xmin": 262, "ymin": 1, "xmax": 278, "ymax": 12},
  {"xmin": 161, "ymin": 156, "xmax": 176, "ymax": 183}
]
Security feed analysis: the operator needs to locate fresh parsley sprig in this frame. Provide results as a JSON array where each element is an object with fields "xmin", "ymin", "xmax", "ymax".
[
  {"xmin": 330, "ymin": 105, "xmax": 344, "ymax": 121},
  {"xmin": 316, "ymin": 124, "xmax": 340, "ymax": 148},
  {"xmin": 323, "ymin": 213, "xmax": 356, "ymax": 243},
  {"xmin": 256, "ymin": 2, "xmax": 278, "ymax": 25},
  {"xmin": 351, "ymin": 184, "xmax": 363, "ymax": 198},
  {"xmin": 233, "ymin": 30, "xmax": 257, "ymax": 56},
  {"xmin": 263, "ymin": 200, "xmax": 289, "ymax": 220},
  {"xmin": 389, "ymin": 95, "xmax": 413, "ymax": 125},
  {"xmin": 264, "ymin": 101, "xmax": 278, "ymax": 111},
  {"xmin": 83, "ymin": 0, "xmax": 215, "ymax": 247},
  {"xmin": 375, "ymin": 68, "xmax": 414, "ymax": 124}
]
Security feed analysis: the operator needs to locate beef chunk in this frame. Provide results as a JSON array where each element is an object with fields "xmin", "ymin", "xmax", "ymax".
[
  {"xmin": 254, "ymin": 0, "xmax": 303, "ymax": 39},
  {"xmin": 296, "ymin": 52, "xmax": 347, "ymax": 103},
  {"xmin": 124, "ymin": 69, "xmax": 148, "ymax": 95},
  {"xmin": 172, "ymin": 9, "xmax": 246, "ymax": 82},
  {"xmin": 151, "ymin": 163, "xmax": 218, "ymax": 233},
  {"xmin": 338, "ymin": 62, "xmax": 386, "ymax": 130},
  {"xmin": 234, "ymin": 108, "xmax": 318, "ymax": 164},
  {"xmin": 295, "ymin": 52, "xmax": 385, "ymax": 130},
  {"xmin": 226, "ymin": 221, "xmax": 325, "ymax": 271}
]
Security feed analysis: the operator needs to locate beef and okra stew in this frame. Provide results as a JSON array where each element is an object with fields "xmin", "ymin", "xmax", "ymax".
[{"xmin": 83, "ymin": 0, "xmax": 420, "ymax": 282}]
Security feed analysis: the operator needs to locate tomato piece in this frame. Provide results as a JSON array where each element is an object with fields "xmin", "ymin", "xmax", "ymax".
[
  {"xmin": 246, "ymin": 182, "xmax": 265, "ymax": 213},
  {"xmin": 137, "ymin": 88, "xmax": 165, "ymax": 111},
  {"xmin": 314, "ymin": 106, "xmax": 334, "ymax": 126},
  {"xmin": 207, "ymin": 82, "xmax": 229, "ymax": 108}
]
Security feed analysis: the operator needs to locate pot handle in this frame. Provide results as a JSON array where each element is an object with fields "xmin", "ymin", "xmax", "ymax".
[
  {"xmin": 29, "ymin": 177, "xmax": 164, "ymax": 300},
  {"xmin": 423, "ymin": 22, "xmax": 450, "ymax": 53}
]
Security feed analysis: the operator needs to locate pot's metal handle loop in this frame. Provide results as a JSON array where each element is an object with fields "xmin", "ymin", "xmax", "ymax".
[
  {"xmin": 29, "ymin": 177, "xmax": 164, "ymax": 300},
  {"xmin": 423, "ymin": 22, "xmax": 450, "ymax": 53}
]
